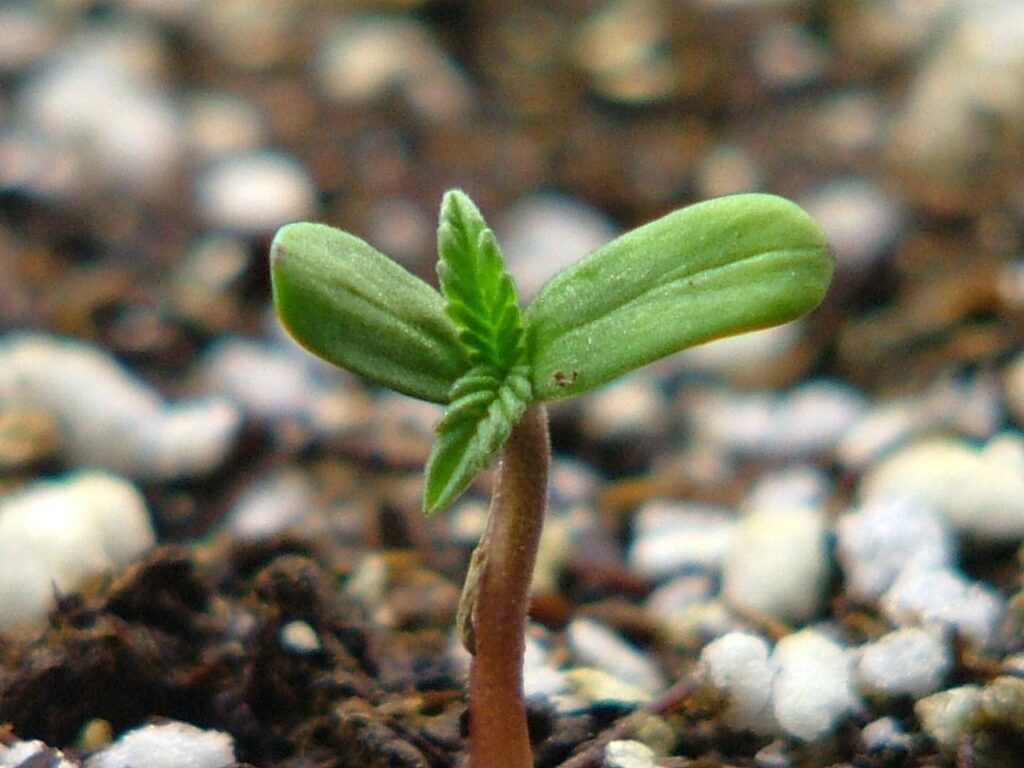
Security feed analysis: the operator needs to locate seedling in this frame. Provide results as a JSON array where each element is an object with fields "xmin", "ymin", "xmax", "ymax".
[{"xmin": 270, "ymin": 190, "xmax": 832, "ymax": 767}]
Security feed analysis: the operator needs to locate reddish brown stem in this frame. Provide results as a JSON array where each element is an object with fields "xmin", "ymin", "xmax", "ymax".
[{"xmin": 468, "ymin": 404, "xmax": 549, "ymax": 768}]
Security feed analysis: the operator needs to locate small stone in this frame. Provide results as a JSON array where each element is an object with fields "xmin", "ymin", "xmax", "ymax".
[
  {"xmin": 881, "ymin": 564, "xmax": 1005, "ymax": 650},
  {"xmin": 980, "ymin": 675, "xmax": 1024, "ymax": 728},
  {"xmin": 225, "ymin": 468, "xmax": 315, "ymax": 540},
  {"xmin": 752, "ymin": 21, "xmax": 828, "ymax": 91},
  {"xmin": 836, "ymin": 397, "xmax": 932, "ymax": 470},
  {"xmin": 497, "ymin": 191, "xmax": 618, "ymax": 300},
  {"xmin": 801, "ymin": 178, "xmax": 903, "ymax": 274},
  {"xmin": 579, "ymin": 374, "xmax": 667, "ymax": 444},
  {"xmin": 628, "ymin": 500, "xmax": 736, "ymax": 579},
  {"xmin": 887, "ymin": 1, "xmax": 1024, "ymax": 192},
  {"xmin": 0, "ymin": 740, "xmax": 75, "ymax": 768},
  {"xmin": 0, "ymin": 472, "xmax": 155, "ymax": 629},
  {"xmin": 855, "ymin": 628, "xmax": 952, "ymax": 698},
  {"xmin": 743, "ymin": 466, "xmax": 831, "ymax": 514},
  {"xmin": 687, "ymin": 379, "xmax": 867, "ymax": 459},
  {"xmin": 316, "ymin": 15, "xmax": 471, "ymax": 122},
  {"xmin": 698, "ymin": 632, "xmax": 776, "ymax": 735},
  {"xmin": 604, "ymin": 740, "xmax": 656, "ymax": 768},
  {"xmin": 562, "ymin": 667, "xmax": 652, "ymax": 709},
  {"xmin": 723, "ymin": 506, "xmax": 828, "ymax": 622},
  {"xmin": 16, "ymin": 23, "xmax": 183, "ymax": 195},
  {"xmin": 572, "ymin": 0, "xmax": 678, "ymax": 104},
  {"xmin": 279, "ymin": 620, "xmax": 321, "ymax": 654},
  {"xmin": 836, "ymin": 497, "xmax": 954, "ymax": 602},
  {"xmin": 646, "ymin": 573, "xmax": 716, "ymax": 617},
  {"xmin": 0, "ymin": 334, "xmax": 241, "ymax": 480},
  {"xmin": 694, "ymin": 142, "xmax": 764, "ymax": 198},
  {"xmin": 915, "ymin": 685, "xmax": 984, "ymax": 754},
  {"xmin": 566, "ymin": 618, "xmax": 665, "ymax": 692},
  {"xmin": 523, "ymin": 632, "xmax": 568, "ymax": 701},
  {"xmin": 0, "ymin": 407, "xmax": 61, "ymax": 470},
  {"xmin": 752, "ymin": 740, "xmax": 791, "ymax": 768},
  {"xmin": 860, "ymin": 435, "xmax": 1024, "ymax": 543},
  {"xmin": 83, "ymin": 721, "xmax": 235, "ymax": 768},
  {"xmin": 860, "ymin": 717, "xmax": 913, "ymax": 752},
  {"xmin": 184, "ymin": 91, "xmax": 265, "ymax": 160},
  {"xmin": 201, "ymin": 336, "xmax": 320, "ymax": 421},
  {"xmin": 676, "ymin": 323, "xmax": 805, "ymax": 384},
  {"xmin": 196, "ymin": 150, "xmax": 317, "ymax": 234},
  {"xmin": 813, "ymin": 91, "xmax": 885, "ymax": 155},
  {"xmin": 663, "ymin": 599, "xmax": 742, "ymax": 647},
  {"xmin": 770, "ymin": 629, "xmax": 860, "ymax": 742}
]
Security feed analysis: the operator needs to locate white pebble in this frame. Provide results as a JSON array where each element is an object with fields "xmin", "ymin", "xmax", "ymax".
[
  {"xmin": 743, "ymin": 466, "xmax": 831, "ymax": 514},
  {"xmin": 698, "ymin": 632, "xmax": 776, "ymax": 735},
  {"xmin": 562, "ymin": 667, "xmax": 652, "ymax": 709},
  {"xmin": 0, "ymin": 471, "xmax": 154, "ymax": 630},
  {"xmin": 279, "ymin": 620, "xmax": 321, "ymax": 654},
  {"xmin": 723, "ymin": 506, "xmax": 828, "ymax": 622},
  {"xmin": 770, "ymin": 629, "xmax": 860, "ymax": 742},
  {"xmin": 0, "ymin": 333, "xmax": 241, "ymax": 480},
  {"xmin": 860, "ymin": 717, "xmax": 913, "ymax": 752},
  {"xmin": 196, "ymin": 151, "xmax": 316, "ymax": 234},
  {"xmin": 628, "ymin": 501, "xmax": 736, "ymax": 579},
  {"xmin": 861, "ymin": 435, "xmax": 1024, "ymax": 543},
  {"xmin": 16, "ymin": 26, "xmax": 182, "ymax": 194},
  {"xmin": 84, "ymin": 721, "xmax": 234, "ymax": 768},
  {"xmin": 604, "ymin": 740, "xmax": 656, "ymax": 768},
  {"xmin": 566, "ymin": 618, "xmax": 665, "ymax": 693},
  {"xmin": 915, "ymin": 685, "xmax": 984, "ymax": 753},
  {"xmin": 201, "ymin": 337, "xmax": 317, "ymax": 421},
  {"xmin": 881, "ymin": 564, "xmax": 1005, "ymax": 649},
  {"xmin": 676, "ymin": 324, "xmax": 804, "ymax": 384},
  {"xmin": 184, "ymin": 91, "xmax": 265, "ymax": 160},
  {"xmin": 317, "ymin": 16, "xmax": 471, "ymax": 122},
  {"xmin": 523, "ymin": 632, "xmax": 568, "ymax": 701},
  {"xmin": 801, "ymin": 178, "xmax": 903, "ymax": 274},
  {"xmin": 887, "ymin": 1, "xmax": 1024, "ymax": 185},
  {"xmin": 752, "ymin": 21, "xmax": 829, "ymax": 91},
  {"xmin": 855, "ymin": 628, "xmax": 952, "ymax": 698},
  {"xmin": 497, "ymin": 191, "xmax": 618, "ymax": 300},
  {"xmin": 0, "ymin": 740, "xmax": 75, "ymax": 768},
  {"xmin": 646, "ymin": 573, "xmax": 715, "ymax": 617},
  {"xmin": 836, "ymin": 497, "xmax": 954, "ymax": 602},
  {"xmin": 225, "ymin": 468, "xmax": 315, "ymax": 540},
  {"xmin": 688, "ymin": 380, "xmax": 866, "ymax": 459},
  {"xmin": 579, "ymin": 374, "xmax": 667, "ymax": 443}
]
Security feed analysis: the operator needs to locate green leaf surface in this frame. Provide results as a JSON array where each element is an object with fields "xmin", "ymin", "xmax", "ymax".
[
  {"xmin": 437, "ymin": 190, "xmax": 525, "ymax": 370},
  {"xmin": 271, "ymin": 222, "xmax": 468, "ymax": 403},
  {"xmin": 423, "ymin": 364, "xmax": 532, "ymax": 514},
  {"xmin": 424, "ymin": 191, "xmax": 533, "ymax": 513},
  {"xmin": 523, "ymin": 193, "xmax": 834, "ymax": 401}
]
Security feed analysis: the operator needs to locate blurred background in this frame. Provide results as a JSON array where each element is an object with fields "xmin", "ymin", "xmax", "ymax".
[
  {"xmin": 1, "ymin": 0, "xmax": 1024, "ymax": 764},
  {"xmin": 0, "ymin": 0, "xmax": 1023, "ymax": 553}
]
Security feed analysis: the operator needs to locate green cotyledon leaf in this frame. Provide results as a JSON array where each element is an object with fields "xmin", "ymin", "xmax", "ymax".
[
  {"xmin": 523, "ymin": 193, "xmax": 834, "ymax": 402},
  {"xmin": 424, "ymin": 191, "xmax": 532, "ymax": 514},
  {"xmin": 270, "ymin": 222, "xmax": 468, "ymax": 403}
]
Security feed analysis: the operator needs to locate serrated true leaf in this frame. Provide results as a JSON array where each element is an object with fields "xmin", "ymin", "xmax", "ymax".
[
  {"xmin": 271, "ymin": 222, "xmax": 468, "ymax": 403},
  {"xmin": 523, "ymin": 193, "xmax": 834, "ymax": 401},
  {"xmin": 423, "ymin": 364, "xmax": 532, "ymax": 514},
  {"xmin": 437, "ymin": 190, "xmax": 525, "ymax": 370}
]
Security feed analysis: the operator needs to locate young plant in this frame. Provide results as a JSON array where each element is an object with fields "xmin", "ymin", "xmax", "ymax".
[{"xmin": 270, "ymin": 190, "xmax": 833, "ymax": 767}]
